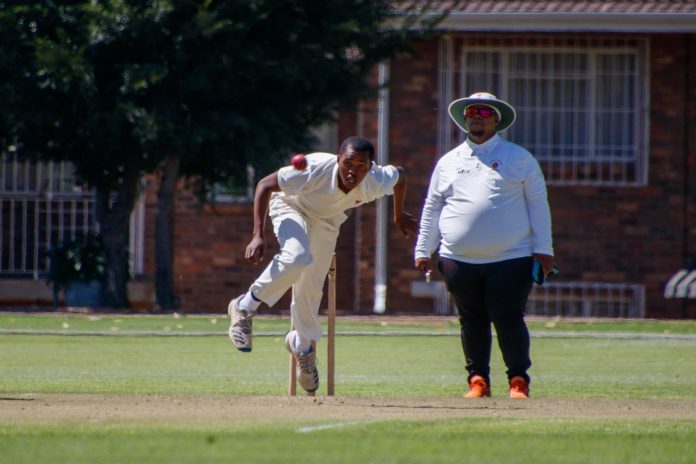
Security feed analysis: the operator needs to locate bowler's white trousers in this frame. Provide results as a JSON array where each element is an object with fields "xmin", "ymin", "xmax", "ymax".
[{"xmin": 249, "ymin": 198, "xmax": 340, "ymax": 341}]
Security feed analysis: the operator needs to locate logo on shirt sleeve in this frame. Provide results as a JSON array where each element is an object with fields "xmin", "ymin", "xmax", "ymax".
[{"xmin": 490, "ymin": 160, "xmax": 502, "ymax": 170}]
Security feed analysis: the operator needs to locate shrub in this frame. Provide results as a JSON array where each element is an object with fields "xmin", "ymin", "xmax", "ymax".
[{"xmin": 46, "ymin": 233, "xmax": 107, "ymax": 289}]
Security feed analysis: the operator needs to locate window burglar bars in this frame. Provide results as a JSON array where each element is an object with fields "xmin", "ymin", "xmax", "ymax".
[
  {"xmin": 1, "ymin": 155, "xmax": 97, "ymax": 278},
  {"xmin": 449, "ymin": 35, "xmax": 648, "ymax": 186}
]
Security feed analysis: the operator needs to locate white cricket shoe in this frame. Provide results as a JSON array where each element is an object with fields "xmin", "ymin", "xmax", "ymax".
[
  {"xmin": 285, "ymin": 331, "xmax": 320, "ymax": 393},
  {"xmin": 228, "ymin": 296, "xmax": 255, "ymax": 352}
]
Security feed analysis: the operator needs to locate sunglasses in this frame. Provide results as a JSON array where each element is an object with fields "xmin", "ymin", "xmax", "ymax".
[{"xmin": 465, "ymin": 106, "xmax": 497, "ymax": 119}]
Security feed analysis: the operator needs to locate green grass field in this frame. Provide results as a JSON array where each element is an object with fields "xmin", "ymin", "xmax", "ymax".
[
  {"xmin": 2, "ymin": 312, "xmax": 696, "ymax": 335},
  {"xmin": 1, "ymin": 312, "xmax": 696, "ymax": 463}
]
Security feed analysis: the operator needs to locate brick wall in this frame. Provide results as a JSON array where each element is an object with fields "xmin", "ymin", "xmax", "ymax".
[
  {"xmin": 535, "ymin": 34, "xmax": 696, "ymax": 318},
  {"xmin": 148, "ymin": 34, "xmax": 696, "ymax": 317},
  {"xmin": 684, "ymin": 34, "xmax": 696, "ymax": 318},
  {"xmin": 380, "ymin": 40, "xmax": 441, "ymax": 312}
]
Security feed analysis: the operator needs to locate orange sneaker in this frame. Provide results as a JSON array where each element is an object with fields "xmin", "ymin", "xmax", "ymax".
[
  {"xmin": 464, "ymin": 375, "xmax": 491, "ymax": 398},
  {"xmin": 509, "ymin": 376, "xmax": 529, "ymax": 398}
]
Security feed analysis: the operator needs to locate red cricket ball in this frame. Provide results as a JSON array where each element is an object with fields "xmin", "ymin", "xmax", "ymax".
[{"xmin": 291, "ymin": 154, "xmax": 307, "ymax": 170}]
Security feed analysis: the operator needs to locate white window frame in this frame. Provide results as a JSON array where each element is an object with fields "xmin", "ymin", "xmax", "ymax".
[{"xmin": 450, "ymin": 36, "xmax": 649, "ymax": 186}]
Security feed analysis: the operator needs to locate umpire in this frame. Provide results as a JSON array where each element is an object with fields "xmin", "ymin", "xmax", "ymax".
[{"xmin": 414, "ymin": 92, "xmax": 555, "ymax": 398}]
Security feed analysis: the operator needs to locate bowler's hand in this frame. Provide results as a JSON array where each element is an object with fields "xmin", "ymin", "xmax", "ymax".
[
  {"xmin": 394, "ymin": 211, "xmax": 419, "ymax": 237},
  {"xmin": 245, "ymin": 236, "xmax": 266, "ymax": 265},
  {"xmin": 533, "ymin": 253, "xmax": 555, "ymax": 276},
  {"xmin": 415, "ymin": 257, "xmax": 431, "ymax": 274}
]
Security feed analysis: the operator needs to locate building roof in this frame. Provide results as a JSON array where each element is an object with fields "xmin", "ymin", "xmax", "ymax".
[
  {"xmin": 437, "ymin": 1, "xmax": 696, "ymax": 14},
  {"xmin": 418, "ymin": 0, "xmax": 696, "ymax": 32}
]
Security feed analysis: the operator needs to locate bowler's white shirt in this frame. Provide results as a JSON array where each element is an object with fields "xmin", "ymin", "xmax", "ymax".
[
  {"xmin": 275, "ymin": 152, "xmax": 399, "ymax": 230},
  {"xmin": 415, "ymin": 135, "xmax": 553, "ymax": 263}
]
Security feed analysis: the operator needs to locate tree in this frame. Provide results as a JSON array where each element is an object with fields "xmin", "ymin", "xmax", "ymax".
[{"xmin": 1, "ymin": 1, "xmax": 447, "ymax": 308}]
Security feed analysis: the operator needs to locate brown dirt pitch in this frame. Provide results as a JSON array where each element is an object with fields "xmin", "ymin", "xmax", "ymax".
[{"xmin": 3, "ymin": 394, "xmax": 696, "ymax": 423}]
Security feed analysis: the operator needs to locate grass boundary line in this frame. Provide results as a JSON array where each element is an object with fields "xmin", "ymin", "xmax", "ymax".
[
  {"xmin": 1, "ymin": 329, "xmax": 695, "ymax": 340},
  {"xmin": 296, "ymin": 420, "xmax": 383, "ymax": 432}
]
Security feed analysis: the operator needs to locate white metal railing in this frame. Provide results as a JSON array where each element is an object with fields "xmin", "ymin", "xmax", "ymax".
[
  {"xmin": 527, "ymin": 282, "xmax": 645, "ymax": 318},
  {"xmin": 410, "ymin": 279, "xmax": 456, "ymax": 315},
  {"xmin": 664, "ymin": 269, "xmax": 696, "ymax": 299},
  {"xmin": 412, "ymin": 278, "xmax": 645, "ymax": 318}
]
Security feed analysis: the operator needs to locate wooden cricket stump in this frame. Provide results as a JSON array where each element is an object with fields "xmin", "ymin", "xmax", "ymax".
[{"xmin": 289, "ymin": 253, "xmax": 336, "ymax": 396}]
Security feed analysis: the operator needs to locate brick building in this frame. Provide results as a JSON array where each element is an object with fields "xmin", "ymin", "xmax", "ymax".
[{"xmin": 2, "ymin": 1, "xmax": 696, "ymax": 317}]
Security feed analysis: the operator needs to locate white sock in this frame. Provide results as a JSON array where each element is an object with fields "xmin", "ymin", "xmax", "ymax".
[
  {"xmin": 292, "ymin": 330, "xmax": 312, "ymax": 354},
  {"xmin": 238, "ymin": 291, "xmax": 261, "ymax": 311}
]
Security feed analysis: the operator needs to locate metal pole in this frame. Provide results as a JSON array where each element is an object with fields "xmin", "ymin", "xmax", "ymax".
[{"xmin": 374, "ymin": 61, "xmax": 390, "ymax": 314}]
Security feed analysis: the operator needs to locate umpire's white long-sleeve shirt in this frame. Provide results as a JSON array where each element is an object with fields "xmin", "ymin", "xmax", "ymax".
[{"xmin": 415, "ymin": 134, "xmax": 553, "ymax": 264}]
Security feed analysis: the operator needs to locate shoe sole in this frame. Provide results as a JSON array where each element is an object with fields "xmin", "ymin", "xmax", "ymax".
[
  {"xmin": 229, "ymin": 327, "xmax": 252, "ymax": 352},
  {"xmin": 228, "ymin": 298, "xmax": 252, "ymax": 352},
  {"xmin": 299, "ymin": 370, "xmax": 319, "ymax": 393},
  {"xmin": 229, "ymin": 338, "xmax": 252, "ymax": 352}
]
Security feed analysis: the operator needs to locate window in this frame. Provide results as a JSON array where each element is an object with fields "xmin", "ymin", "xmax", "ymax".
[
  {"xmin": 211, "ymin": 164, "xmax": 256, "ymax": 203},
  {"xmin": 0, "ymin": 155, "xmax": 96, "ymax": 277},
  {"xmin": 310, "ymin": 121, "xmax": 339, "ymax": 154},
  {"xmin": 0, "ymin": 155, "xmax": 146, "ymax": 278},
  {"xmin": 452, "ymin": 36, "xmax": 648, "ymax": 186},
  {"xmin": 213, "ymin": 122, "xmax": 338, "ymax": 202}
]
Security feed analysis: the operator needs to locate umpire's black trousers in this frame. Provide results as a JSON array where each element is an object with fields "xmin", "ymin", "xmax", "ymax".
[{"xmin": 438, "ymin": 256, "xmax": 533, "ymax": 384}]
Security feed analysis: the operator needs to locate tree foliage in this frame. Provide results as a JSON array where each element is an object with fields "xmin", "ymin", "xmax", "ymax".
[{"xmin": 0, "ymin": 0, "xmax": 446, "ymax": 307}]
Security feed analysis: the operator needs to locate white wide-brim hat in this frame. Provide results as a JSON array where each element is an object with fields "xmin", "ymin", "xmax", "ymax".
[{"xmin": 448, "ymin": 92, "xmax": 516, "ymax": 133}]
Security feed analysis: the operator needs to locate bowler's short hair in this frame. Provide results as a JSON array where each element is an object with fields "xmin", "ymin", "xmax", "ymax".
[{"xmin": 338, "ymin": 136, "xmax": 374, "ymax": 160}]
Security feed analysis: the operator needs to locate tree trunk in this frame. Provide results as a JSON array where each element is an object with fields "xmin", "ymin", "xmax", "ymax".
[
  {"xmin": 95, "ymin": 170, "xmax": 140, "ymax": 309},
  {"xmin": 155, "ymin": 157, "xmax": 181, "ymax": 310}
]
